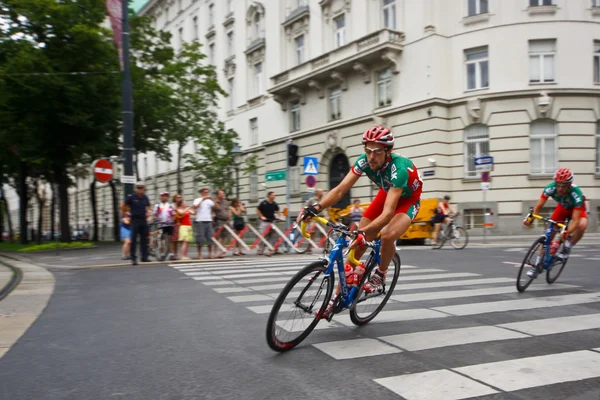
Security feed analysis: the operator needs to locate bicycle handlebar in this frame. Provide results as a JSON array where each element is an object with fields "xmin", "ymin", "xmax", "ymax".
[
  {"xmin": 300, "ymin": 214, "xmax": 362, "ymax": 266},
  {"xmin": 525, "ymin": 207, "xmax": 566, "ymax": 229}
]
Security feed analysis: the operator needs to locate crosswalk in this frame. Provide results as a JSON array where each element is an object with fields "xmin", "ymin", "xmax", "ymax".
[{"xmin": 169, "ymin": 255, "xmax": 600, "ymax": 399}]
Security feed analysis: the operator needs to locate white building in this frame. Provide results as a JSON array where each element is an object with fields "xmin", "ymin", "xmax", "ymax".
[{"xmin": 6, "ymin": 0, "xmax": 600, "ymax": 236}]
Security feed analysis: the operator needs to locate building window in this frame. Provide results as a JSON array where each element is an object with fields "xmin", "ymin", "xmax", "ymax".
[
  {"xmin": 530, "ymin": 0, "xmax": 553, "ymax": 5},
  {"xmin": 383, "ymin": 0, "xmax": 396, "ymax": 29},
  {"xmin": 165, "ymin": 6, "xmax": 170, "ymax": 22},
  {"xmin": 463, "ymin": 209, "xmax": 484, "ymax": 229},
  {"xmin": 594, "ymin": 40, "xmax": 600, "ymax": 83},
  {"xmin": 227, "ymin": 0, "xmax": 233, "ymax": 13},
  {"xmin": 254, "ymin": 62, "xmax": 263, "ymax": 97},
  {"xmin": 290, "ymin": 101, "xmax": 301, "ymax": 132},
  {"xmin": 530, "ymin": 119, "xmax": 557, "ymax": 175},
  {"xmin": 228, "ymin": 78, "xmax": 235, "ymax": 111},
  {"xmin": 249, "ymin": 170, "xmax": 258, "ymax": 201},
  {"xmin": 178, "ymin": 0, "xmax": 182, "ymax": 12},
  {"xmin": 329, "ymin": 88, "xmax": 341, "ymax": 120},
  {"xmin": 208, "ymin": 43, "xmax": 215, "ymax": 64},
  {"xmin": 290, "ymin": 166, "xmax": 301, "ymax": 195},
  {"xmin": 250, "ymin": 118, "xmax": 258, "ymax": 146},
  {"xmin": 227, "ymin": 31, "xmax": 234, "ymax": 57},
  {"xmin": 468, "ymin": 0, "xmax": 488, "ymax": 16},
  {"xmin": 193, "ymin": 16, "xmax": 198, "ymax": 40},
  {"xmin": 377, "ymin": 68, "xmax": 392, "ymax": 107},
  {"xmin": 334, "ymin": 14, "xmax": 346, "ymax": 48},
  {"xmin": 529, "ymin": 39, "xmax": 556, "ymax": 83},
  {"xmin": 295, "ymin": 35, "xmax": 305, "ymax": 65},
  {"xmin": 253, "ymin": 12, "xmax": 263, "ymax": 40},
  {"xmin": 464, "ymin": 124, "xmax": 489, "ymax": 177},
  {"xmin": 297, "ymin": 0, "xmax": 306, "ymax": 8},
  {"xmin": 178, "ymin": 27, "xmax": 184, "ymax": 49},
  {"xmin": 465, "ymin": 47, "xmax": 489, "ymax": 90},
  {"xmin": 208, "ymin": 3, "xmax": 214, "ymax": 27},
  {"xmin": 594, "ymin": 0, "xmax": 600, "ymax": 7},
  {"xmin": 596, "ymin": 121, "xmax": 600, "ymax": 174}
]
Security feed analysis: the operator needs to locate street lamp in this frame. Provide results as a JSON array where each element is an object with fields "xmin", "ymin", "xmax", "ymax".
[{"xmin": 232, "ymin": 143, "xmax": 242, "ymax": 199}]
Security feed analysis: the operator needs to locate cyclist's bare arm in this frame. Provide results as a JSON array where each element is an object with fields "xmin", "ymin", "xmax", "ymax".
[
  {"xmin": 532, "ymin": 197, "xmax": 548, "ymax": 216},
  {"xmin": 568, "ymin": 208, "xmax": 582, "ymax": 236},
  {"xmin": 313, "ymin": 171, "xmax": 360, "ymax": 211},
  {"xmin": 362, "ymin": 188, "xmax": 403, "ymax": 238}
]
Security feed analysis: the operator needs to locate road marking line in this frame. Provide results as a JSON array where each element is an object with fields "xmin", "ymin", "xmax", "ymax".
[
  {"xmin": 313, "ymin": 338, "xmax": 401, "ymax": 360},
  {"xmin": 396, "ymin": 277, "xmax": 515, "ymax": 291},
  {"xmin": 498, "ymin": 313, "xmax": 600, "ymax": 335},
  {"xmin": 226, "ymin": 294, "xmax": 273, "ymax": 303},
  {"xmin": 213, "ymin": 287, "xmax": 251, "ymax": 294}
]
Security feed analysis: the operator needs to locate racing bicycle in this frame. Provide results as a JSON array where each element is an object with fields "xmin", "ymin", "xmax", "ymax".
[
  {"xmin": 432, "ymin": 213, "xmax": 468, "ymax": 250},
  {"xmin": 148, "ymin": 222, "xmax": 172, "ymax": 261},
  {"xmin": 266, "ymin": 213, "xmax": 401, "ymax": 352},
  {"xmin": 516, "ymin": 208, "xmax": 570, "ymax": 293}
]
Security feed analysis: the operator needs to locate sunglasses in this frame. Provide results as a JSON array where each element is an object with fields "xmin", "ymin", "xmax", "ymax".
[
  {"xmin": 136, "ymin": 186, "xmax": 145, "ymax": 189},
  {"xmin": 364, "ymin": 147, "xmax": 386, "ymax": 156},
  {"xmin": 555, "ymin": 183, "xmax": 571, "ymax": 188}
]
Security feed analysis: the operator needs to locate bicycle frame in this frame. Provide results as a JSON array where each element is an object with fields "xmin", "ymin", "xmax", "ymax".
[{"xmin": 527, "ymin": 210, "xmax": 568, "ymax": 270}]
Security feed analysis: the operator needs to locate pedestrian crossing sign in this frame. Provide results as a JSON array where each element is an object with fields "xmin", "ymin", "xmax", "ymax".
[{"xmin": 303, "ymin": 157, "xmax": 319, "ymax": 175}]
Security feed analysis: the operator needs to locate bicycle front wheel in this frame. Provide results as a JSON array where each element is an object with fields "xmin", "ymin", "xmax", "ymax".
[
  {"xmin": 159, "ymin": 232, "xmax": 170, "ymax": 261},
  {"xmin": 266, "ymin": 261, "xmax": 333, "ymax": 352},
  {"xmin": 546, "ymin": 243, "xmax": 569, "ymax": 284},
  {"xmin": 349, "ymin": 253, "xmax": 401, "ymax": 326},
  {"xmin": 450, "ymin": 226, "xmax": 468, "ymax": 250},
  {"xmin": 516, "ymin": 237, "xmax": 544, "ymax": 293}
]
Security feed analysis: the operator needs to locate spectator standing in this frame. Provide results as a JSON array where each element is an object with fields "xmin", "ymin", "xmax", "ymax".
[
  {"xmin": 120, "ymin": 210, "xmax": 131, "ymax": 260},
  {"xmin": 153, "ymin": 191, "xmax": 176, "ymax": 260},
  {"xmin": 213, "ymin": 189, "xmax": 230, "ymax": 258},
  {"xmin": 192, "ymin": 187, "xmax": 216, "ymax": 259},
  {"xmin": 170, "ymin": 193, "xmax": 183, "ymax": 259},
  {"xmin": 122, "ymin": 182, "xmax": 151, "ymax": 265},
  {"xmin": 177, "ymin": 199, "xmax": 195, "ymax": 260},
  {"xmin": 349, "ymin": 199, "xmax": 364, "ymax": 227},
  {"xmin": 256, "ymin": 191, "xmax": 283, "ymax": 257},
  {"xmin": 230, "ymin": 199, "xmax": 246, "ymax": 256}
]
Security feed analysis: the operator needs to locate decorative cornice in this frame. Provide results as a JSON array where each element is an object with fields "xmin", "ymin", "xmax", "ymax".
[
  {"xmin": 353, "ymin": 62, "xmax": 370, "ymax": 84},
  {"xmin": 307, "ymin": 79, "xmax": 325, "ymax": 98},
  {"xmin": 330, "ymin": 70, "xmax": 348, "ymax": 91},
  {"xmin": 289, "ymin": 86, "xmax": 306, "ymax": 105},
  {"xmin": 381, "ymin": 49, "xmax": 401, "ymax": 74}
]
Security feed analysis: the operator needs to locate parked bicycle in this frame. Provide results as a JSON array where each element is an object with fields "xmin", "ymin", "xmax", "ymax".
[
  {"xmin": 266, "ymin": 213, "xmax": 401, "ymax": 352},
  {"xmin": 432, "ymin": 213, "xmax": 468, "ymax": 249},
  {"xmin": 148, "ymin": 222, "xmax": 171, "ymax": 261},
  {"xmin": 516, "ymin": 208, "xmax": 570, "ymax": 293}
]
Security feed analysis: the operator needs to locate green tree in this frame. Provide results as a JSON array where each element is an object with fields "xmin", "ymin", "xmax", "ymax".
[{"xmin": 0, "ymin": 0, "xmax": 122, "ymax": 242}]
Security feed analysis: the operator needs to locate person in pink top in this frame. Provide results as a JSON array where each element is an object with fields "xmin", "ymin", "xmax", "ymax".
[{"xmin": 176, "ymin": 198, "xmax": 195, "ymax": 260}]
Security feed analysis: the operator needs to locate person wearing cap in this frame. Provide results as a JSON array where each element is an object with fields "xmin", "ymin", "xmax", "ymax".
[
  {"xmin": 192, "ymin": 187, "xmax": 217, "ymax": 259},
  {"xmin": 431, "ymin": 194, "xmax": 457, "ymax": 247},
  {"xmin": 153, "ymin": 191, "xmax": 176, "ymax": 260},
  {"xmin": 123, "ymin": 181, "xmax": 152, "ymax": 265}
]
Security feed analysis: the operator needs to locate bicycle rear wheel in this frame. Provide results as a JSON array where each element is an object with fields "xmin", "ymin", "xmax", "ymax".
[
  {"xmin": 449, "ymin": 226, "xmax": 468, "ymax": 249},
  {"xmin": 546, "ymin": 243, "xmax": 569, "ymax": 284},
  {"xmin": 349, "ymin": 253, "xmax": 401, "ymax": 326},
  {"xmin": 516, "ymin": 237, "xmax": 544, "ymax": 293},
  {"xmin": 266, "ymin": 261, "xmax": 333, "ymax": 352},
  {"xmin": 158, "ymin": 232, "xmax": 170, "ymax": 261}
]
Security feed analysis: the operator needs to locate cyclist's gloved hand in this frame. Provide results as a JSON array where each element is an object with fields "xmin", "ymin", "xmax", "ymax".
[
  {"xmin": 351, "ymin": 230, "xmax": 367, "ymax": 249},
  {"xmin": 523, "ymin": 216, "xmax": 533, "ymax": 227},
  {"xmin": 561, "ymin": 231, "xmax": 571, "ymax": 243},
  {"xmin": 296, "ymin": 204, "xmax": 319, "ymax": 224}
]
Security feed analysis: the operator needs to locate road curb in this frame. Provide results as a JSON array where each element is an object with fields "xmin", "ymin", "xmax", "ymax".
[
  {"xmin": 0, "ymin": 256, "xmax": 23, "ymax": 302},
  {"xmin": 0, "ymin": 254, "xmax": 55, "ymax": 360}
]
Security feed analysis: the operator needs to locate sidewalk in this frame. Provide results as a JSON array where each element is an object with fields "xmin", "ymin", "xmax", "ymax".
[
  {"xmin": 0, "ymin": 264, "xmax": 12, "ymax": 292},
  {"xmin": 0, "ymin": 256, "xmax": 55, "ymax": 359}
]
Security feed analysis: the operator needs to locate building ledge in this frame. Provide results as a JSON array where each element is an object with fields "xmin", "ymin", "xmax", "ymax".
[
  {"xmin": 245, "ymin": 38, "xmax": 266, "ymax": 55},
  {"xmin": 528, "ymin": 174, "xmax": 553, "ymax": 180},
  {"xmin": 247, "ymin": 95, "xmax": 265, "ymax": 108},
  {"xmin": 462, "ymin": 13, "xmax": 491, "ymax": 26},
  {"xmin": 529, "ymin": 81, "xmax": 557, "ymax": 86},
  {"xmin": 592, "ymin": 7, "xmax": 600, "ymax": 16},
  {"xmin": 526, "ymin": 5, "xmax": 557, "ymax": 16},
  {"xmin": 282, "ymin": 5, "xmax": 310, "ymax": 28},
  {"xmin": 205, "ymin": 26, "xmax": 216, "ymax": 39},
  {"xmin": 223, "ymin": 13, "xmax": 234, "ymax": 27},
  {"xmin": 269, "ymin": 29, "xmax": 404, "ymax": 99}
]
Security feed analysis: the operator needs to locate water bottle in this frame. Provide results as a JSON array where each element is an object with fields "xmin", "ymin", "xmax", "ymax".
[
  {"xmin": 550, "ymin": 241, "xmax": 559, "ymax": 255},
  {"xmin": 344, "ymin": 264, "xmax": 354, "ymax": 285},
  {"xmin": 353, "ymin": 263, "xmax": 366, "ymax": 286}
]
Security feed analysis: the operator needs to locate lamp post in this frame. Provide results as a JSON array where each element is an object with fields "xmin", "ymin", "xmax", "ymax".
[{"xmin": 232, "ymin": 143, "xmax": 242, "ymax": 199}]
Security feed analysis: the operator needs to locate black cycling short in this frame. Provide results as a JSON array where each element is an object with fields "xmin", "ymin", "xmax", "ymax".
[
  {"xmin": 160, "ymin": 226, "xmax": 174, "ymax": 236},
  {"xmin": 432, "ymin": 214, "xmax": 447, "ymax": 224}
]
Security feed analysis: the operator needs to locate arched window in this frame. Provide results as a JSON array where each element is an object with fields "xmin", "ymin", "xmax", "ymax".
[
  {"xmin": 246, "ymin": 3, "xmax": 265, "ymax": 43},
  {"xmin": 329, "ymin": 154, "xmax": 351, "ymax": 209},
  {"xmin": 530, "ymin": 119, "xmax": 557, "ymax": 175},
  {"xmin": 464, "ymin": 124, "xmax": 489, "ymax": 177}
]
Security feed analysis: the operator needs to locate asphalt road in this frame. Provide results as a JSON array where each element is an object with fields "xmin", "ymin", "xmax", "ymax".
[{"xmin": 2, "ymin": 243, "xmax": 600, "ymax": 400}]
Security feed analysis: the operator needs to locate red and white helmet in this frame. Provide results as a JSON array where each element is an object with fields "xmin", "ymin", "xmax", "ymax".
[
  {"xmin": 554, "ymin": 168, "xmax": 574, "ymax": 184},
  {"xmin": 362, "ymin": 125, "xmax": 395, "ymax": 148}
]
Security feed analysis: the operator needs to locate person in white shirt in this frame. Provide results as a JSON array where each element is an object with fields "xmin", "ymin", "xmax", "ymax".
[
  {"xmin": 192, "ymin": 187, "xmax": 217, "ymax": 259},
  {"xmin": 153, "ymin": 191, "xmax": 176, "ymax": 259}
]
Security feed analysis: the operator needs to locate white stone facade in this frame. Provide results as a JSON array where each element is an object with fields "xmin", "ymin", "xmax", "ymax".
[{"xmin": 4, "ymin": 0, "xmax": 600, "ymax": 235}]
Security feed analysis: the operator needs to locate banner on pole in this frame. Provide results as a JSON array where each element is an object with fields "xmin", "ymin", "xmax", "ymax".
[{"xmin": 104, "ymin": 0, "xmax": 123, "ymax": 69}]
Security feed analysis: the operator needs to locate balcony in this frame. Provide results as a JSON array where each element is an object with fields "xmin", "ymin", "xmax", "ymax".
[{"xmin": 269, "ymin": 29, "xmax": 404, "ymax": 101}]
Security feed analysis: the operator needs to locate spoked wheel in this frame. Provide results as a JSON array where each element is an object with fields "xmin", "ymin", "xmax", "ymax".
[
  {"xmin": 158, "ymin": 233, "xmax": 170, "ymax": 261},
  {"xmin": 266, "ymin": 261, "xmax": 333, "ymax": 352},
  {"xmin": 349, "ymin": 253, "xmax": 401, "ymax": 326},
  {"xmin": 546, "ymin": 243, "xmax": 569, "ymax": 284},
  {"xmin": 517, "ymin": 237, "xmax": 544, "ymax": 293},
  {"xmin": 449, "ymin": 226, "xmax": 468, "ymax": 250},
  {"xmin": 432, "ymin": 233, "xmax": 445, "ymax": 249}
]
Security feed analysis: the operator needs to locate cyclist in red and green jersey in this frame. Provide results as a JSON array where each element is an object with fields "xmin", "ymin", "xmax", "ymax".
[
  {"xmin": 524, "ymin": 167, "xmax": 588, "ymax": 260},
  {"xmin": 298, "ymin": 125, "xmax": 422, "ymax": 317}
]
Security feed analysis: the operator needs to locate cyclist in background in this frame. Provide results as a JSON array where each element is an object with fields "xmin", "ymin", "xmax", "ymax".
[
  {"xmin": 431, "ymin": 195, "xmax": 457, "ymax": 247},
  {"xmin": 524, "ymin": 168, "xmax": 588, "ymax": 266}
]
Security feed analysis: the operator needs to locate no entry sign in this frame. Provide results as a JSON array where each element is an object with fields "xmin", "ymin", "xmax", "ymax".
[{"xmin": 93, "ymin": 159, "xmax": 113, "ymax": 183}]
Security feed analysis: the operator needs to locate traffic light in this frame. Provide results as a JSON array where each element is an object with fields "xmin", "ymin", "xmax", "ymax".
[{"xmin": 288, "ymin": 143, "xmax": 299, "ymax": 166}]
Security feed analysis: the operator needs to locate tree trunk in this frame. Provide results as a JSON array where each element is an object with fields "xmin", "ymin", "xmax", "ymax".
[
  {"xmin": 3, "ymin": 196, "xmax": 14, "ymax": 243},
  {"xmin": 57, "ymin": 172, "xmax": 70, "ymax": 243},
  {"xmin": 18, "ymin": 161, "xmax": 28, "ymax": 244},
  {"xmin": 177, "ymin": 141, "xmax": 183, "ymax": 194},
  {"xmin": 36, "ymin": 182, "xmax": 45, "ymax": 245},
  {"xmin": 134, "ymin": 151, "xmax": 140, "ymax": 181},
  {"xmin": 50, "ymin": 184, "xmax": 56, "ymax": 241},
  {"xmin": 90, "ymin": 179, "xmax": 99, "ymax": 242},
  {"xmin": 109, "ymin": 180, "xmax": 120, "ymax": 242}
]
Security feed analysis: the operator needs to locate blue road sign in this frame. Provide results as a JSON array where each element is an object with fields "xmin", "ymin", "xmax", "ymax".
[
  {"xmin": 474, "ymin": 156, "xmax": 494, "ymax": 166},
  {"xmin": 423, "ymin": 170, "xmax": 435, "ymax": 177},
  {"xmin": 303, "ymin": 157, "xmax": 319, "ymax": 175}
]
